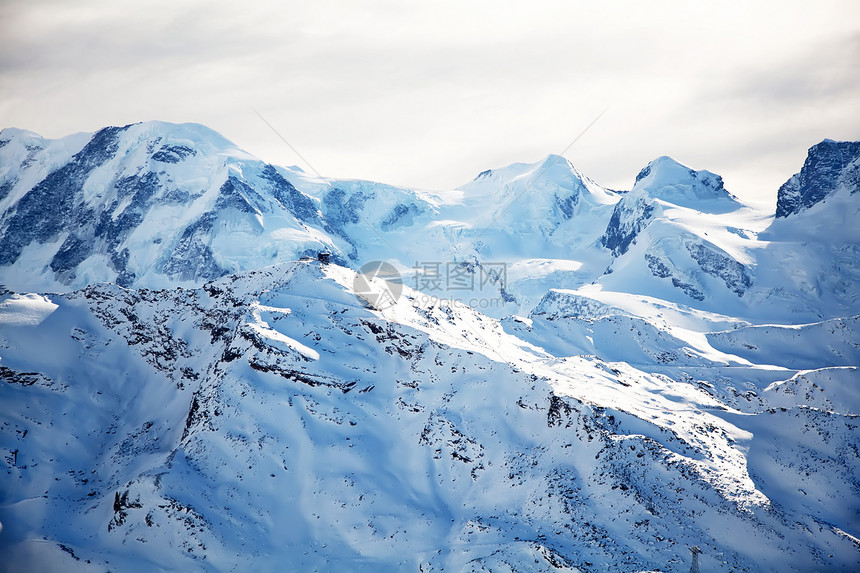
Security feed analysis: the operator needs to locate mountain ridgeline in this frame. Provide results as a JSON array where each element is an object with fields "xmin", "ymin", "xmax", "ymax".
[{"xmin": 1, "ymin": 122, "xmax": 858, "ymax": 320}]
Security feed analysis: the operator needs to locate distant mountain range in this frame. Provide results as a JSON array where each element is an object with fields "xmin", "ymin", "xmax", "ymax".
[
  {"xmin": 1, "ymin": 122, "xmax": 858, "ymax": 572},
  {"xmin": 2, "ymin": 122, "xmax": 857, "ymax": 319}
]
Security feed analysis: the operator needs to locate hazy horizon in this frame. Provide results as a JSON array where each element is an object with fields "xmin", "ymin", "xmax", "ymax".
[{"xmin": 2, "ymin": 0, "xmax": 858, "ymax": 204}]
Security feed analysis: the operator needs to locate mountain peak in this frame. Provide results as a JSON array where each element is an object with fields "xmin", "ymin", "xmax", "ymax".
[
  {"xmin": 462, "ymin": 154, "xmax": 613, "ymax": 201},
  {"xmin": 467, "ymin": 154, "xmax": 575, "ymax": 186},
  {"xmin": 0, "ymin": 127, "xmax": 44, "ymax": 142},
  {"xmin": 0, "ymin": 122, "xmax": 333, "ymax": 292},
  {"xmin": 631, "ymin": 156, "xmax": 737, "ymax": 209},
  {"xmin": 600, "ymin": 156, "xmax": 740, "ymax": 258},
  {"xmin": 120, "ymin": 120, "xmax": 249, "ymax": 158},
  {"xmin": 456, "ymin": 153, "xmax": 618, "ymax": 238},
  {"xmin": 538, "ymin": 153, "xmax": 573, "ymax": 168}
]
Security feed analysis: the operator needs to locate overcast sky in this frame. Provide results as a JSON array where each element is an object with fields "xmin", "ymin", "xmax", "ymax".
[{"xmin": 2, "ymin": 0, "xmax": 858, "ymax": 205}]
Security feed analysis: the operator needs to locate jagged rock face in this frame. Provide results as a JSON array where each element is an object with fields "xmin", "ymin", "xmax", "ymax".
[
  {"xmin": 776, "ymin": 139, "xmax": 860, "ymax": 218},
  {"xmin": 644, "ymin": 252, "xmax": 706, "ymax": 301},
  {"xmin": 0, "ymin": 126, "xmax": 127, "ymax": 269},
  {"xmin": 686, "ymin": 242, "xmax": 751, "ymax": 297},
  {"xmin": 601, "ymin": 195, "xmax": 655, "ymax": 256}
]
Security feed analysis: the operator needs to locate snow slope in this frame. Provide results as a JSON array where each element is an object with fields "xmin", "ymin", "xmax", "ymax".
[{"xmin": 2, "ymin": 262, "xmax": 858, "ymax": 572}]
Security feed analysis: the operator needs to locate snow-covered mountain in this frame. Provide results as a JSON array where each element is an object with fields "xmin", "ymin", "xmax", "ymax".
[
  {"xmin": 595, "ymin": 156, "xmax": 755, "ymax": 311},
  {"xmin": 601, "ymin": 155, "xmax": 740, "ymax": 257},
  {"xmin": 1, "ymin": 122, "xmax": 859, "ymax": 572},
  {"xmin": 3, "ymin": 123, "xmax": 856, "ymax": 320},
  {"xmin": 0, "ymin": 123, "xmax": 339, "ymax": 292}
]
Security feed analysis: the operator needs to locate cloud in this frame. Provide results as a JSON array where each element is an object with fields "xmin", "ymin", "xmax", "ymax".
[{"xmin": 1, "ymin": 0, "xmax": 858, "ymax": 204}]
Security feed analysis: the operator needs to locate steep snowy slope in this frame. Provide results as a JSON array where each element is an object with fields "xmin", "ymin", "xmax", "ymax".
[
  {"xmin": 601, "ymin": 156, "xmax": 741, "ymax": 257},
  {"xmin": 2, "ymin": 261, "xmax": 858, "ymax": 572},
  {"xmin": 707, "ymin": 315, "xmax": 860, "ymax": 369}
]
